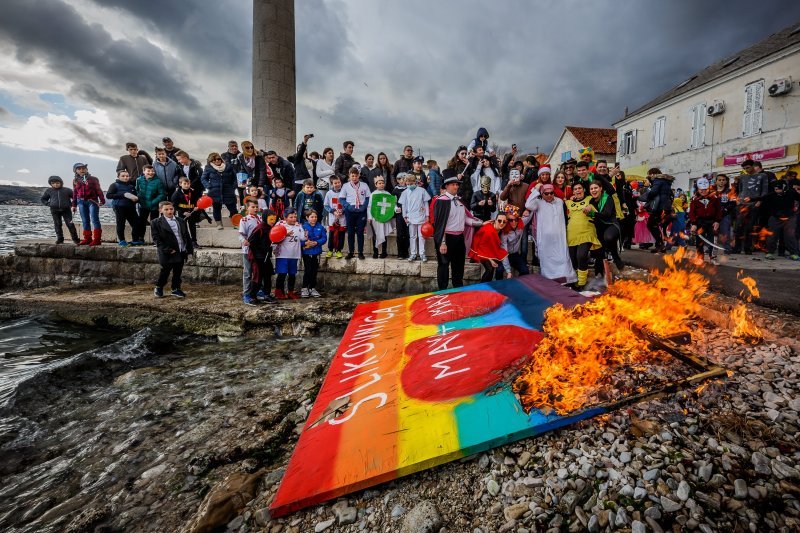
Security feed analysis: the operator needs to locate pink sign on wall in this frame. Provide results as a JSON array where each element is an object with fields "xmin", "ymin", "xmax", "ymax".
[{"xmin": 723, "ymin": 146, "xmax": 786, "ymax": 166}]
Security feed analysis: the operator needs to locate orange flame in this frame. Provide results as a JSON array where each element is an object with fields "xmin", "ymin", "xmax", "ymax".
[
  {"xmin": 731, "ymin": 272, "xmax": 763, "ymax": 343},
  {"xmin": 513, "ymin": 247, "xmax": 708, "ymax": 414}
]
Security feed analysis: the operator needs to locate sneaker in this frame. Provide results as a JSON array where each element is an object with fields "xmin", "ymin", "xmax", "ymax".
[
  {"xmin": 288, "ymin": 290, "xmax": 301, "ymax": 300},
  {"xmin": 765, "ymin": 253, "xmax": 775, "ymax": 260},
  {"xmin": 325, "ymin": 251, "xmax": 333, "ymax": 258},
  {"xmin": 154, "ymin": 287, "xmax": 164, "ymax": 298},
  {"xmin": 274, "ymin": 289, "xmax": 287, "ymax": 300},
  {"xmin": 264, "ymin": 294, "xmax": 277, "ymax": 303},
  {"xmin": 256, "ymin": 290, "xmax": 267, "ymax": 300},
  {"xmin": 358, "ymin": 253, "xmax": 366, "ymax": 260},
  {"xmin": 243, "ymin": 295, "xmax": 258, "ymax": 306},
  {"xmin": 310, "ymin": 289, "xmax": 322, "ymax": 298},
  {"xmin": 118, "ymin": 240, "xmax": 129, "ymax": 247},
  {"xmin": 300, "ymin": 288, "xmax": 310, "ymax": 298},
  {"xmin": 408, "ymin": 255, "xmax": 417, "ymax": 262},
  {"xmin": 171, "ymin": 289, "xmax": 186, "ymax": 298},
  {"xmin": 334, "ymin": 251, "xmax": 343, "ymax": 259},
  {"xmin": 346, "ymin": 253, "xmax": 355, "ymax": 260},
  {"xmin": 421, "ymin": 255, "xmax": 428, "ymax": 263}
]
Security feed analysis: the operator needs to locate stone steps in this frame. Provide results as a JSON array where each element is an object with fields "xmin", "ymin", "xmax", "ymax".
[{"xmin": 4, "ymin": 240, "xmax": 483, "ymax": 294}]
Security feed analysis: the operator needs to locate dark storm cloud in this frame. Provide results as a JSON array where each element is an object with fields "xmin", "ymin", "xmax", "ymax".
[{"xmin": 1, "ymin": 0, "xmax": 799, "ymax": 162}]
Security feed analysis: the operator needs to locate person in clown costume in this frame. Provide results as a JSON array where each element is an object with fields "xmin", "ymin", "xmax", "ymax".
[{"xmin": 578, "ymin": 147, "xmax": 597, "ymax": 180}]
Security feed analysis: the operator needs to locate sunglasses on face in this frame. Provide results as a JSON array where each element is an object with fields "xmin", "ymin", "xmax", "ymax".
[
  {"xmin": 542, "ymin": 191, "xmax": 554, "ymax": 195},
  {"xmin": 496, "ymin": 219, "xmax": 507, "ymax": 224},
  {"xmin": 213, "ymin": 157, "xmax": 222, "ymax": 162}
]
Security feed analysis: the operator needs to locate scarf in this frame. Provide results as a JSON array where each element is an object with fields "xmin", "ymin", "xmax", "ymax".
[
  {"xmin": 211, "ymin": 161, "xmax": 226, "ymax": 172},
  {"xmin": 351, "ymin": 182, "xmax": 362, "ymax": 208},
  {"xmin": 244, "ymin": 156, "xmax": 255, "ymax": 169}
]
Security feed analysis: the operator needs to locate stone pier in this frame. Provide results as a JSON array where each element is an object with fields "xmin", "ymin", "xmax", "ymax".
[{"xmin": 252, "ymin": 0, "xmax": 296, "ymax": 155}]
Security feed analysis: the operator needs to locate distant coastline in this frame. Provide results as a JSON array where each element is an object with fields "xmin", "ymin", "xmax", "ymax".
[{"xmin": 0, "ymin": 184, "xmax": 47, "ymax": 206}]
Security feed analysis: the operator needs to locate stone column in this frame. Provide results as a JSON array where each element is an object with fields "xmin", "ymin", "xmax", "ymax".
[{"xmin": 252, "ymin": 0, "xmax": 296, "ymax": 156}]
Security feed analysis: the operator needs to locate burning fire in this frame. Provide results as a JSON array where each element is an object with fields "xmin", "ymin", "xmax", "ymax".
[
  {"xmin": 731, "ymin": 272, "xmax": 763, "ymax": 344},
  {"xmin": 513, "ymin": 248, "xmax": 710, "ymax": 414}
]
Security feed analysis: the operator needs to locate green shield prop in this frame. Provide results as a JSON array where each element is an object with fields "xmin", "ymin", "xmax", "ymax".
[{"xmin": 370, "ymin": 192, "xmax": 397, "ymax": 223}]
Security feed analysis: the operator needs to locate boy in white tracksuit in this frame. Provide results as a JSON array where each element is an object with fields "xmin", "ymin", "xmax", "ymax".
[{"xmin": 399, "ymin": 175, "xmax": 431, "ymax": 261}]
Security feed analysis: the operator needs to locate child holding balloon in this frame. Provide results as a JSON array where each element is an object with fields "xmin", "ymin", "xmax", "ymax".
[
  {"xmin": 272, "ymin": 207, "xmax": 304, "ymax": 300},
  {"xmin": 239, "ymin": 199, "xmax": 263, "ymax": 306}
]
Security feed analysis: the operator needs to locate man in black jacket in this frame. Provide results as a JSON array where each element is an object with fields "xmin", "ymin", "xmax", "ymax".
[
  {"xmin": 392, "ymin": 145, "xmax": 414, "ymax": 187},
  {"xmin": 151, "ymin": 201, "xmax": 193, "ymax": 298},
  {"xmin": 264, "ymin": 151, "xmax": 296, "ymax": 190},
  {"xmin": 288, "ymin": 134, "xmax": 313, "ymax": 193},
  {"xmin": 334, "ymin": 141, "xmax": 356, "ymax": 182},
  {"xmin": 433, "ymin": 176, "xmax": 484, "ymax": 290}
]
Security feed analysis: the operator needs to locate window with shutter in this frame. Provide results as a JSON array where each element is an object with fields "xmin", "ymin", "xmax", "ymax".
[
  {"xmin": 630, "ymin": 129, "xmax": 637, "ymax": 154},
  {"xmin": 652, "ymin": 117, "xmax": 666, "ymax": 147},
  {"xmin": 743, "ymin": 80, "xmax": 764, "ymax": 137},
  {"xmin": 690, "ymin": 104, "xmax": 706, "ymax": 149}
]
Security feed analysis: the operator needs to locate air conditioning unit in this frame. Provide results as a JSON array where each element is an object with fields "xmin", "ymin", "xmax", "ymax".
[
  {"xmin": 707, "ymin": 101, "xmax": 725, "ymax": 116},
  {"xmin": 768, "ymin": 77, "xmax": 793, "ymax": 96}
]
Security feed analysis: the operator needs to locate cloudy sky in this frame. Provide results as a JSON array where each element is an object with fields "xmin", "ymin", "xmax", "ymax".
[{"xmin": 1, "ymin": 0, "xmax": 798, "ymax": 187}]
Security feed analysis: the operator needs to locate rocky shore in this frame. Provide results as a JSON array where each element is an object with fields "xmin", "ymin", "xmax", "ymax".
[{"xmin": 1, "ymin": 276, "xmax": 799, "ymax": 532}]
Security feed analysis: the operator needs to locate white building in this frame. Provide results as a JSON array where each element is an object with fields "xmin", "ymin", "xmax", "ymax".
[
  {"xmin": 614, "ymin": 22, "xmax": 800, "ymax": 190},
  {"xmin": 547, "ymin": 126, "xmax": 617, "ymax": 168}
]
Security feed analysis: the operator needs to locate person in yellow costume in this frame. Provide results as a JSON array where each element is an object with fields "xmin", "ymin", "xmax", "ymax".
[{"xmin": 565, "ymin": 182, "xmax": 601, "ymax": 290}]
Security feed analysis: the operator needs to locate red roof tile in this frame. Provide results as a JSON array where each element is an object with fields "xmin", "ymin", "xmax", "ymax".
[{"xmin": 565, "ymin": 126, "xmax": 617, "ymax": 155}]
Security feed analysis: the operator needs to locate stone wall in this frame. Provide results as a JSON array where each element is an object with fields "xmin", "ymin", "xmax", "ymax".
[{"xmin": 0, "ymin": 241, "xmax": 482, "ymax": 294}]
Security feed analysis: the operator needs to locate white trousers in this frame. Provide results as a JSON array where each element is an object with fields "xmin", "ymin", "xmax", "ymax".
[{"xmin": 408, "ymin": 223, "xmax": 426, "ymax": 257}]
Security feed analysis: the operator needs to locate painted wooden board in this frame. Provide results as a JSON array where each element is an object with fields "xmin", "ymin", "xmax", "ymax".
[{"xmin": 270, "ymin": 275, "xmax": 593, "ymax": 517}]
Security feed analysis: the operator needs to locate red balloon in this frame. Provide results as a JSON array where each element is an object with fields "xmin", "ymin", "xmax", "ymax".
[
  {"xmin": 420, "ymin": 222, "xmax": 434, "ymax": 239},
  {"xmin": 631, "ymin": 181, "xmax": 640, "ymax": 190},
  {"xmin": 197, "ymin": 195, "xmax": 213, "ymax": 209},
  {"xmin": 270, "ymin": 224, "xmax": 287, "ymax": 243}
]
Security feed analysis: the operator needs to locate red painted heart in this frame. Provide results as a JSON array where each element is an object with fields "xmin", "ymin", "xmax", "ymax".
[
  {"xmin": 401, "ymin": 325, "xmax": 543, "ymax": 401},
  {"xmin": 409, "ymin": 290, "xmax": 507, "ymax": 325}
]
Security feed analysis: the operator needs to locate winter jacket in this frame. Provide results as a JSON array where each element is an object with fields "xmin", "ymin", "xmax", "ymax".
[
  {"xmin": 265, "ymin": 156, "xmax": 295, "ymax": 189},
  {"xmin": 72, "ymin": 174, "xmax": 105, "ymax": 206},
  {"xmin": 288, "ymin": 142, "xmax": 312, "ymax": 184},
  {"xmin": 177, "ymin": 159, "xmax": 205, "ymax": 193},
  {"xmin": 688, "ymin": 194, "xmax": 722, "ymax": 223},
  {"xmin": 392, "ymin": 156, "xmax": 413, "ymax": 187},
  {"xmin": 427, "ymin": 167, "xmax": 443, "ymax": 197},
  {"xmin": 41, "ymin": 185, "xmax": 73, "ymax": 210},
  {"xmin": 645, "ymin": 175, "xmax": 674, "ymax": 213},
  {"xmin": 106, "ymin": 179, "xmax": 138, "ymax": 208},
  {"xmin": 500, "ymin": 180, "xmax": 528, "ymax": 210},
  {"xmin": 763, "ymin": 187, "xmax": 800, "ymax": 219},
  {"xmin": 737, "ymin": 172, "xmax": 770, "ymax": 204},
  {"xmin": 470, "ymin": 190, "xmax": 497, "ymax": 221},
  {"xmin": 467, "ymin": 127, "xmax": 490, "ymax": 154},
  {"xmin": 589, "ymin": 192, "xmax": 618, "ymax": 227},
  {"xmin": 201, "ymin": 162, "xmax": 237, "ymax": 205},
  {"xmin": 315, "ymin": 159, "xmax": 335, "ymax": 189},
  {"xmin": 301, "ymin": 221, "xmax": 327, "ymax": 255},
  {"xmin": 233, "ymin": 153, "xmax": 267, "ymax": 188},
  {"xmin": 334, "ymin": 152, "xmax": 356, "ymax": 181},
  {"xmin": 116, "ymin": 153, "xmax": 150, "ymax": 179},
  {"xmin": 360, "ymin": 165, "xmax": 383, "ymax": 191},
  {"xmin": 294, "ymin": 190, "xmax": 325, "ymax": 223},
  {"xmin": 136, "ymin": 175, "xmax": 167, "ymax": 211},
  {"xmin": 171, "ymin": 188, "xmax": 200, "ymax": 218},
  {"xmin": 153, "ymin": 158, "xmax": 180, "ymax": 194}
]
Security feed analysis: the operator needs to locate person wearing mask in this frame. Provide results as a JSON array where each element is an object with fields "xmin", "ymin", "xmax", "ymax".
[
  {"xmin": 524, "ymin": 182, "xmax": 576, "ymax": 283},
  {"xmin": 733, "ymin": 159, "xmax": 769, "ymax": 255},
  {"xmin": 688, "ymin": 177, "xmax": 722, "ymax": 264}
]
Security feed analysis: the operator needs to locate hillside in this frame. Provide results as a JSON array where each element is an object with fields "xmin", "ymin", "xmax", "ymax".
[{"xmin": 0, "ymin": 184, "xmax": 48, "ymax": 205}]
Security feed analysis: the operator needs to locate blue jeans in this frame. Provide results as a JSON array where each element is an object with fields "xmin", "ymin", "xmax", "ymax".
[
  {"xmin": 717, "ymin": 214, "xmax": 733, "ymax": 252},
  {"xmin": 77, "ymin": 199, "xmax": 101, "ymax": 231}
]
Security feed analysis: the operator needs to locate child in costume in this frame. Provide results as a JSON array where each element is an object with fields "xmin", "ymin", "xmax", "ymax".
[
  {"xmin": 171, "ymin": 176, "xmax": 203, "ymax": 248},
  {"xmin": 470, "ymin": 174, "xmax": 497, "ymax": 222},
  {"xmin": 300, "ymin": 209, "xmax": 327, "ymax": 298},
  {"xmin": 399, "ymin": 173, "xmax": 431, "ymax": 262},
  {"xmin": 247, "ymin": 209, "xmax": 277, "ymax": 303},
  {"xmin": 633, "ymin": 201, "xmax": 655, "ymax": 248},
  {"xmin": 239, "ymin": 199, "xmax": 262, "ymax": 305},
  {"xmin": 366, "ymin": 176, "xmax": 395, "ymax": 258},
  {"xmin": 273, "ymin": 207, "xmax": 303, "ymax": 299},
  {"xmin": 269, "ymin": 176, "xmax": 290, "ymax": 219},
  {"xmin": 688, "ymin": 177, "xmax": 722, "ymax": 263},
  {"xmin": 498, "ymin": 204, "xmax": 533, "ymax": 278},
  {"xmin": 324, "ymin": 176, "xmax": 346, "ymax": 258}
]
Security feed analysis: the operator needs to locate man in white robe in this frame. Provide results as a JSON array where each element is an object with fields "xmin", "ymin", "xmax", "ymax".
[{"xmin": 524, "ymin": 183, "xmax": 577, "ymax": 283}]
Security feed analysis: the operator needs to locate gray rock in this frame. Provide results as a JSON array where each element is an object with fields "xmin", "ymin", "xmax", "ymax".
[
  {"xmin": 631, "ymin": 520, "xmax": 647, "ymax": 533},
  {"xmin": 332, "ymin": 501, "xmax": 357, "ymax": 526},
  {"xmin": 503, "ymin": 502, "xmax": 529, "ymax": 521},
  {"xmin": 734, "ymin": 479, "xmax": 748, "ymax": 499},
  {"xmin": 401, "ymin": 501, "xmax": 443, "ymax": 533},
  {"xmin": 677, "ymin": 480, "xmax": 691, "ymax": 501},
  {"xmin": 634, "ymin": 487, "xmax": 648, "ymax": 500},
  {"xmin": 557, "ymin": 468, "xmax": 569, "ymax": 479},
  {"xmin": 253, "ymin": 507, "xmax": 271, "ymax": 526},
  {"xmin": 620, "ymin": 451, "xmax": 632, "ymax": 464},
  {"xmin": 620, "ymin": 484, "xmax": 634, "ymax": 497},
  {"xmin": 660, "ymin": 496, "xmax": 682, "ymax": 513},
  {"xmin": 517, "ymin": 451, "xmax": 532, "ymax": 467},
  {"xmin": 698, "ymin": 463, "xmax": 713, "ymax": 482},
  {"xmin": 487, "ymin": 479, "xmax": 500, "ymax": 496},
  {"xmin": 587, "ymin": 514, "xmax": 600, "ymax": 533},
  {"xmin": 771, "ymin": 459, "xmax": 800, "ymax": 479},
  {"xmin": 646, "ymin": 516, "xmax": 665, "ymax": 533},
  {"xmin": 644, "ymin": 506, "xmax": 662, "ymax": 520},
  {"xmin": 644, "ymin": 468, "xmax": 660, "ymax": 481},
  {"xmin": 751, "ymin": 452, "xmax": 771, "ymax": 475},
  {"xmin": 660, "ymin": 430, "xmax": 673, "ymax": 442},
  {"xmin": 615, "ymin": 507, "xmax": 629, "ymax": 527},
  {"xmin": 575, "ymin": 507, "xmax": 588, "ymax": 527},
  {"xmin": 478, "ymin": 454, "xmax": 490, "ymax": 470},
  {"xmin": 315, "ymin": 518, "xmax": 335, "ymax": 532},
  {"xmin": 391, "ymin": 505, "xmax": 406, "ymax": 519}
]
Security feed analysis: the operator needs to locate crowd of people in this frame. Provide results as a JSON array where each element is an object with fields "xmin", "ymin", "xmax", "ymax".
[{"xmin": 39, "ymin": 130, "xmax": 800, "ymax": 304}]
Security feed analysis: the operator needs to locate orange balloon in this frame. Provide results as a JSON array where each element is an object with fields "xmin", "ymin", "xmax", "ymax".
[
  {"xmin": 421, "ymin": 222, "xmax": 434, "ymax": 239},
  {"xmin": 231, "ymin": 214, "xmax": 243, "ymax": 227},
  {"xmin": 197, "ymin": 195, "xmax": 213, "ymax": 209}
]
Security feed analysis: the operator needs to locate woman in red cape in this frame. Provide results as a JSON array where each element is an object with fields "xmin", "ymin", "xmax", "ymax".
[{"xmin": 469, "ymin": 212, "xmax": 509, "ymax": 282}]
